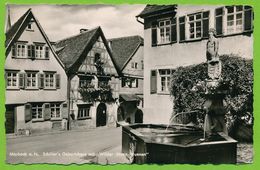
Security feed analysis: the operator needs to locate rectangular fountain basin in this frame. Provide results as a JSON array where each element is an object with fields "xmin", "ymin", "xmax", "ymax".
[{"xmin": 122, "ymin": 124, "xmax": 237, "ymax": 164}]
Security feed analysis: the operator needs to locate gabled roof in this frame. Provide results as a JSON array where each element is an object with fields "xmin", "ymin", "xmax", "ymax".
[
  {"xmin": 5, "ymin": 8, "xmax": 65, "ymax": 68},
  {"xmin": 54, "ymin": 27, "xmax": 120, "ymax": 75},
  {"xmin": 5, "ymin": 8, "xmax": 31, "ymax": 48},
  {"xmin": 54, "ymin": 27, "xmax": 99, "ymax": 69},
  {"xmin": 136, "ymin": 5, "xmax": 177, "ymax": 18},
  {"xmin": 108, "ymin": 35, "xmax": 143, "ymax": 71}
]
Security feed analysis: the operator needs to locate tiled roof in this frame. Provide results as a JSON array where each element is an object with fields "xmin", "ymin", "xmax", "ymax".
[
  {"xmin": 5, "ymin": 8, "xmax": 65, "ymax": 68},
  {"xmin": 136, "ymin": 5, "xmax": 177, "ymax": 18},
  {"xmin": 5, "ymin": 8, "xmax": 31, "ymax": 47},
  {"xmin": 54, "ymin": 27, "xmax": 99, "ymax": 69},
  {"xmin": 108, "ymin": 35, "xmax": 143, "ymax": 71}
]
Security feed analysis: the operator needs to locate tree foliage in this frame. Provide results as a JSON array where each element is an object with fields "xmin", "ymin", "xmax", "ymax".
[{"xmin": 170, "ymin": 54, "xmax": 253, "ymax": 127}]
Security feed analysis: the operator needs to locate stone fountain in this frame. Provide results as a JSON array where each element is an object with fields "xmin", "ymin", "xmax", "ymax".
[{"xmin": 122, "ymin": 28, "xmax": 237, "ymax": 164}]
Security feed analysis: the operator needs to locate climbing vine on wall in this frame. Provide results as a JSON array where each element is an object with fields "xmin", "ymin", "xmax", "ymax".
[{"xmin": 78, "ymin": 84, "xmax": 114, "ymax": 103}]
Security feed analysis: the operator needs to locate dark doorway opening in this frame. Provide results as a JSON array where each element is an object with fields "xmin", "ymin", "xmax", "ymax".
[
  {"xmin": 135, "ymin": 109, "xmax": 143, "ymax": 123},
  {"xmin": 117, "ymin": 106, "xmax": 125, "ymax": 122},
  {"xmin": 96, "ymin": 103, "xmax": 107, "ymax": 127},
  {"xmin": 5, "ymin": 105, "xmax": 15, "ymax": 134}
]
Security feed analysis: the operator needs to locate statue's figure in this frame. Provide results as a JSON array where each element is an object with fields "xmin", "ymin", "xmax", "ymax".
[
  {"xmin": 206, "ymin": 28, "xmax": 219, "ymax": 62},
  {"xmin": 206, "ymin": 28, "xmax": 221, "ymax": 80}
]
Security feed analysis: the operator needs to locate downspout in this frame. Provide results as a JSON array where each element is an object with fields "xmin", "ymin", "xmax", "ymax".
[
  {"xmin": 136, "ymin": 16, "xmax": 144, "ymax": 25},
  {"xmin": 67, "ymin": 74, "xmax": 71, "ymax": 130}
]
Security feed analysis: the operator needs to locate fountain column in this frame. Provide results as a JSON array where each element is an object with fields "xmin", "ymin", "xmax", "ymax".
[{"xmin": 203, "ymin": 28, "xmax": 228, "ymax": 137}]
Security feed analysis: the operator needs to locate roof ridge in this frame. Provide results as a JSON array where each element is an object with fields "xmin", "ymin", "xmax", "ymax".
[
  {"xmin": 5, "ymin": 8, "xmax": 32, "ymax": 47},
  {"xmin": 6, "ymin": 8, "xmax": 31, "ymax": 34},
  {"xmin": 55, "ymin": 26, "xmax": 100, "ymax": 44},
  {"xmin": 108, "ymin": 35, "xmax": 143, "ymax": 41}
]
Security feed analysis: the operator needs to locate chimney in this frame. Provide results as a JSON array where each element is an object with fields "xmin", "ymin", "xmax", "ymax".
[
  {"xmin": 5, "ymin": 5, "xmax": 12, "ymax": 33},
  {"xmin": 80, "ymin": 28, "xmax": 88, "ymax": 33}
]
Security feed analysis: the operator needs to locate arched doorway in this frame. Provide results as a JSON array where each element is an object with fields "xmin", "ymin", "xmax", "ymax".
[
  {"xmin": 135, "ymin": 109, "xmax": 143, "ymax": 123},
  {"xmin": 96, "ymin": 103, "xmax": 107, "ymax": 127}
]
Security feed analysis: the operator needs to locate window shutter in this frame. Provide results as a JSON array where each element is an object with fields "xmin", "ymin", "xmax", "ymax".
[
  {"xmin": 19, "ymin": 73, "xmax": 25, "ymax": 89},
  {"xmin": 179, "ymin": 16, "xmax": 186, "ymax": 41},
  {"xmin": 12, "ymin": 44, "xmax": 16, "ymax": 58},
  {"xmin": 61, "ymin": 103, "xmax": 68, "ymax": 119},
  {"xmin": 244, "ymin": 6, "xmax": 253, "ymax": 32},
  {"xmin": 4, "ymin": 72, "xmax": 8, "ymax": 87},
  {"xmin": 150, "ymin": 70, "xmax": 157, "ymax": 94},
  {"xmin": 31, "ymin": 45, "xmax": 35, "ymax": 59},
  {"xmin": 215, "ymin": 7, "xmax": 224, "ymax": 36},
  {"xmin": 27, "ymin": 45, "xmax": 32, "ymax": 58},
  {"xmin": 202, "ymin": 11, "xmax": 210, "ymax": 38},
  {"xmin": 121, "ymin": 77, "xmax": 126, "ymax": 87},
  {"xmin": 24, "ymin": 103, "xmax": 32, "ymax": 123},
  {"xmin": 38, "ymin": 73, "xmax": 44, "ymax": 89},
  {"xmin": 151, "ymin": 21, "xmax": 157, "ymax": 46},
  {"xmin": 171, "ymin": 17, "xmax": 177, "ymax": 42},
  {"xmin": 55, "ymin": 74, "xmax": 61, "ymax": 89},
  {"xmin": 43, "ymin": 103, "xmax": 51, "ymax": 120},
  {"xmin": 45, "ymin": 46, "xmax": 49, "ymax": 59}
]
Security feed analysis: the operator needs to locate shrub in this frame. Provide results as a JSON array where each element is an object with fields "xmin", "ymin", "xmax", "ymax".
[{"xmin": 170, "ymin": 54, "xmax": 253, "ymax": 129}]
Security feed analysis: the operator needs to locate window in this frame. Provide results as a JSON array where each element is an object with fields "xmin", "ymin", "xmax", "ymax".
[
  {"xmin": 159, "ymin": 69, "xmax": 171, "ymax": 93},
  {"xmin": 151, "ymin": 18, "xmax": 177, "ymax": 46},
  {"xmin": 188, "ymin": 13, "xmax": 202, "ymax": 39},
  {"xmin": 131, "ymin": 62, "xmax": 135, "ymax": 68},
  {"xmin": 158, "ymin": 19, "xmax": 171, "ymax": 44},
  {"xmin": 51, "ymin": 103, "xmax": 61, "ymax": 118},
  {"xmin": 141, "ymin": 60, "xmax": 144, "ymax": 70},
  {"xmin": 44, "ymin": 73, "xmax": 55, "ymax": 88},
  {"xmin": 122, "ymin": 77, "xmax": 138, "ymax": 88},
  {"xmin": 79, "ymin": 77, "xmax": 92, "ymax": 88},
  {"xmin": 216, "ymin": 6, "xmax": 253, "ymax": 36},
  {"xmin": 78, "ymin": 105, "xmax": 90, "ymax": 119},
  {"xmin": 26, "ymin": 72, "xmax": 37, "ymax": 88},
  {"xmin": 6, "ymin": 71, "xmax": 18, "ymax": 88},
  {"xmin": 98, "ymin": 80, "xmax": 109, "ymax": 88},
  {"xmin": 35, "ymin": 45, "xmax": 44, "ymax": 58},
  {"xmin": 17, "ymin": 44, "xmax": 26, "ymax": 57},
  {"xmin": 226, "ymin": 6, "xmax": 243, "ymax": 34},
  {"xmin": 32, "ymin": 104, "xmax": 43, "ymax": 119},
  {"xmin": 135, "ymin": 63, "xmax": 138, "ymax": 69},
  {"xmin": 27, "ymin": 23, "xmax": 32, "ymax": 30}
]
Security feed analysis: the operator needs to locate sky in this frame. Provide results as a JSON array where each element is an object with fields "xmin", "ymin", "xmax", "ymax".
[{"xmin": 7, "ymin": 4, "xmax": 146, "ymax": 41}]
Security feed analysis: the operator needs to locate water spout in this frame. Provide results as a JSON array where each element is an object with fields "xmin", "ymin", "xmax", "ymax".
[{"xmin": 165, "ymin": 110, "xmax": 201, "ymax": 132}]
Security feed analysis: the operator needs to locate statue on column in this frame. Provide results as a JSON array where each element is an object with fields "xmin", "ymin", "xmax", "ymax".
[
  {"xmin": 203, "ymin": 28, "xmax": 228, "ymax": 138},
  {"xmin": 206, "ymin": 28, "xmax": 221, "ymax": 80}
]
